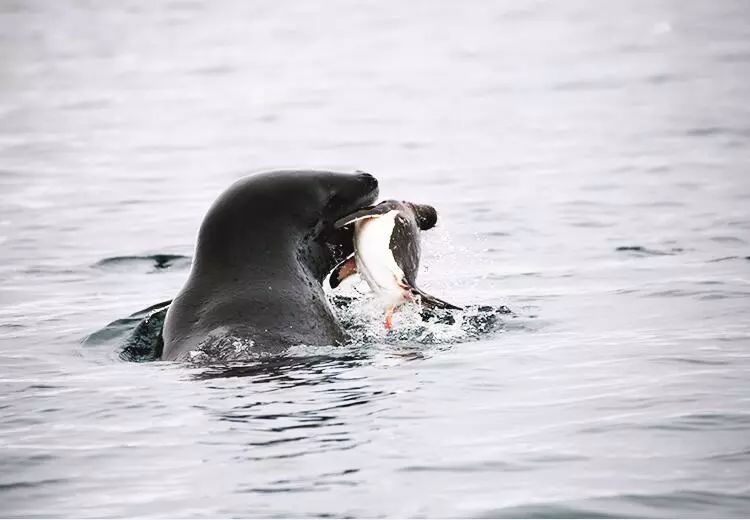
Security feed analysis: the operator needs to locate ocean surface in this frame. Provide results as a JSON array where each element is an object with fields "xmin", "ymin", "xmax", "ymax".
[{"xmin": 1, "ymin": 1, "xmax": 749, "ymax": 517}]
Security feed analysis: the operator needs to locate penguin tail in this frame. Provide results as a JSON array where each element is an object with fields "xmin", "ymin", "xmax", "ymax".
[{"xmin": 409, "ymin": 287, "xmax": 462, "ymax": 311}]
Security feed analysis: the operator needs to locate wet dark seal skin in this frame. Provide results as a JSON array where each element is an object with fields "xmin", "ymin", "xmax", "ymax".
[{"xmin": 162, "ymin": 170, "xmax": 379, "ymax": 361}]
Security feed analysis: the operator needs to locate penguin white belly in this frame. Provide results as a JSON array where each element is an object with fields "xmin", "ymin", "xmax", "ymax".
[{"xmin": 353, "ymin": 211, "xmax": 407, "ymax": 306}]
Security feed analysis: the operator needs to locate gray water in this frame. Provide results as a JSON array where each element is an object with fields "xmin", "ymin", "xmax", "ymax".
[{"xmin": 2, "ymin": 1, "xmax": 750, "ymax": 517}]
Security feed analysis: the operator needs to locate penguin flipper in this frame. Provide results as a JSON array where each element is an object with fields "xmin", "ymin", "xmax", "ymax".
[
  {"xmin": 329, "ymin": 255, "xmax": 358, "ymax": 289},
  {"xmin": 408, "ymin": 286, "xmax": 462, "ymax": 310},
  {"xmin": 334, "ymin": 202, "xmax": 395, "ymax": 229}
]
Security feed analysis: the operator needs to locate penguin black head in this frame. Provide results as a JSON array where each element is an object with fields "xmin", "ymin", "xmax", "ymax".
[{"xmin": 409, "ymin": 203, "xmax": 438, "ymax": 231}]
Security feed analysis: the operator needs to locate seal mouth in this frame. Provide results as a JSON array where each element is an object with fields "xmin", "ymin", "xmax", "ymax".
[
  {"xmin": 321, "ymin": 172, "xmax": 379, "ymax": 266},
  {"xmin": 342, "ymin": 184, "xmax": 379, "ymax": 221}
]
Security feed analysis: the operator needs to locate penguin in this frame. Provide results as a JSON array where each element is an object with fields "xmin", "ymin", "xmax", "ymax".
[{"xmin": 330, "ymin": 200, "xmax": 461, "ymax": 329}]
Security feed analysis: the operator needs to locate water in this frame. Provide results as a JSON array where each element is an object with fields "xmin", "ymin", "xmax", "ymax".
[{"xmin": 1, "ymin": 0, "xmax": 749, "ymax": 516}]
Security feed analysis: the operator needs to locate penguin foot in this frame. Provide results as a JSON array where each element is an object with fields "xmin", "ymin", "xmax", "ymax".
[{"xmin": 384, "ymin": 306, "xmax": 395, "ymax": 330}]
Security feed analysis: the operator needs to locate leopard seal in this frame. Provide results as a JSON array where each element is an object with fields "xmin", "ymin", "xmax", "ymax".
[{"xmin": 161, "ymin": 169, "xmax": 379, "ymax": 361}]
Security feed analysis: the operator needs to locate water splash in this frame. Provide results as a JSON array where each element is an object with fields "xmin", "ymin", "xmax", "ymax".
[
  {"xmin": 330, "ymin": 294, "xmax": 511, "ymax": 346},
  {"xmin": 86, "ymin": 295, "xmax": 512, "ymax": 364},
  {"xmin": 183, "ymin": 335, "xmax": 258, "ymax": 364}
]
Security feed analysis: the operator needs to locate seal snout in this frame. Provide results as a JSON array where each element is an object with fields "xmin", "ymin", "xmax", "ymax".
[{"xmin": 355, "ymin": 170, "xmax": 379, "ymax": 193}]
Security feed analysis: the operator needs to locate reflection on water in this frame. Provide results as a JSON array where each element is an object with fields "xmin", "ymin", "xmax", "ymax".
[
  {"xmin": 1, "ymin": 0, "xmax": 750, "ymax": 517},
  {"xmin": 193, "ymin": 354, "xmax": 368, "ymax": 383}
]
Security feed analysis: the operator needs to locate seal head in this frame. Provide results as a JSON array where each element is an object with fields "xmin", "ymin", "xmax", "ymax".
[{"xmin": 162, "ymin": 170, "xmax": 379, "ymax": 360}]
